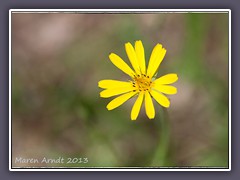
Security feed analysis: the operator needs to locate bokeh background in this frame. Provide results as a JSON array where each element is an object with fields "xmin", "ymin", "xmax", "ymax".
[{"xmin": 11, "ymin": 12, "xmax": 229, "ymax": 168}]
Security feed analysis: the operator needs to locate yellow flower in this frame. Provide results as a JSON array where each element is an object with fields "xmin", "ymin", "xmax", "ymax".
[{"xmin": 98, "ymin": 40, "xmax": 178, "ymax": 120}]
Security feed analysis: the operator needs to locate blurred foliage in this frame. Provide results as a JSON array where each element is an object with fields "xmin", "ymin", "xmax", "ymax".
[{"xmin": 12, "ymin": 12, "xmax": 229, "ymax": 168}]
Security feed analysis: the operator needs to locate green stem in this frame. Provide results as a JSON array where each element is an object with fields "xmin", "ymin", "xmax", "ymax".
[{"xmin": 151, "ymin": 108, "xmax": 170, "ymax": 167}]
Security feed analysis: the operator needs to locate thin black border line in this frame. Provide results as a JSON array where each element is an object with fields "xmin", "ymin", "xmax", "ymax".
[{"xmin": 9, "ymin": 9, "xmax": 231, "ymax": 171}]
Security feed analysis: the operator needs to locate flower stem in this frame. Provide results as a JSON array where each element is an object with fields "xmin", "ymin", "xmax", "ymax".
[{"xmin": 151, "ymin": 108, "xmax": 170, "ymax": 167}]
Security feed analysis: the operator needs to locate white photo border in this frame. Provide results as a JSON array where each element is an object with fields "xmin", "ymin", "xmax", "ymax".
[{"xmin": 9, "ymin": 9, "xmax": 231, "ymax": 171}]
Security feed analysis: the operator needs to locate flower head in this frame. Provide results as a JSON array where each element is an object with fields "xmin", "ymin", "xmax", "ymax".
[{"xmin": 98, "ymin": 40, "xmax": 178, "ymax": 120}]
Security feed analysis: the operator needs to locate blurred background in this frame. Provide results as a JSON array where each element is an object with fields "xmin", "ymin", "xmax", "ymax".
[{"xmin": 11, "ymin": 12, "xmax": 229, "ymax": 168}]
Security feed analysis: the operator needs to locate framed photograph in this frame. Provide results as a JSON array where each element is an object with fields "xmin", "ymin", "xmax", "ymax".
[{"xmin": 9, "ymin": 9, "xmax": 231, "ymax": 171}]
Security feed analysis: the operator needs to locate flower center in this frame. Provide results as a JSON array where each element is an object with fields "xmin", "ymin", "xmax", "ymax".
[{"xmin": 132, "ymin": 74, "xmax": 152, "ymax": 92}]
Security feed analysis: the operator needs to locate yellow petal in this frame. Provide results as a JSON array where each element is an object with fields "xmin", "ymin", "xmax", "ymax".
[
  {"xmin": 147, "ymin": 44, "xmax": 166, "ymax": 78},
  {"xmin": 144, "ymin": 91, "xmax": 155, "ymax": 119},
  {"xmin": 135, "ymin": 40, "xmax": 146, "ymax": 74},
  {"xmin": 154, "ymin": 74, "xmax": 178, "ymax": 85},
  {"xmin": 146, "ymin": 44, "xmax": 162, "ymax": 76},
  {"xmin": 153, "ymin": 84, "xmax": 177, "ymax": 95},
  {"xmin": 98, "ymin": 79, "xmax": 132, "ymax": 89},
  {"xmin": 125, "ymin": 42, "xmax": 141, "ymax": 74},
  {"xmin": 107, "ymin": 91, "xmax": 137, "ymax": 110},
  {"xmin": 150, "ymin": 90, "xmax": 170, "ymax": 108},
  {"xmin": 131, "ymin": 91, "xmax": 144, "ymax": 120},
  {"xmin": 100, "ymin": 86, "xmax": 135, "ymax": 98},
  {"xmin": 109, "ymin": 53, "xmax": 135, "ymax": 78}
]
